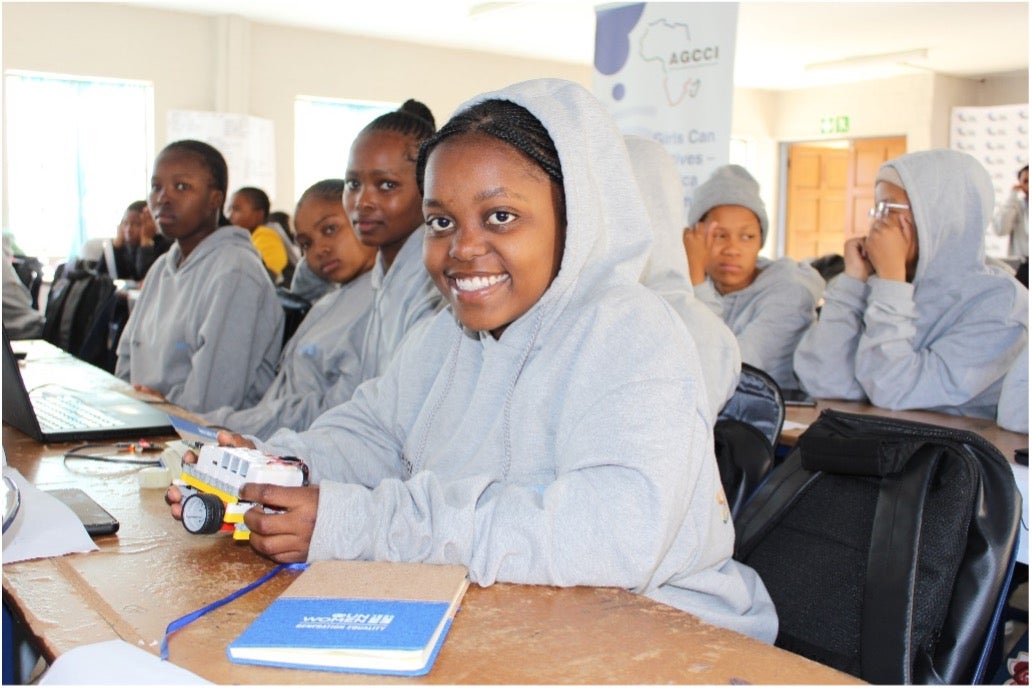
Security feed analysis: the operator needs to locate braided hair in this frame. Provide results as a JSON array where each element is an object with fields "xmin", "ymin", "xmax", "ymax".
[
  {"xmin": 360, "ymin": 99, "xmax": 436, "ymax": 163},
  {"xmin": 161, "ymin": 139, "xmax": 231, "ymax": 227},
  {"xmin": 415, "ymin": 99, "xmax": 565, "ymax": 221}
]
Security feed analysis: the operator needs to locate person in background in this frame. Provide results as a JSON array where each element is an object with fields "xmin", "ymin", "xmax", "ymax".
[
  {"xmin": 115, "ymin": 140, "xmax": 283, "ymax": 413},
  {"xmin": 684, "ymin": 165, "xmax": 824, "ymax": 391},
  {"xmin": 997, "ymin": 342, "xmax": 1028, "ymax": 434},
  {"xmin": 202, "ymin": 179, "xmax": 377, "ymax": 438},
  {"xmin": 794, "ymin": 149, "xmax": 1028, "ymax": 420},
  {"xmin": 625, "ymin": 135, "xmax": 741, "ymax": 420},
  {"xmin": 228, "ymin": 186, "xmax": 290, "ymax": 283},
  {"xmin": 266, "ymin": 209, "xmax": 301, "ymax": 284},
  {"xmin": 2, "ymin": 235, "xmax": 43, "ymax": 339},
  {"xmin": 97, "ymin": 201, "xmax": 172, "ymax": 281},
  {"xmin": 991, "ymin": 164, "xmax": 1028, "ymax": 260},
  {"xmin": 268, "ymin": 210, "xmax": 293, "ymax": 240},
  {"xmin": 166, "ymin": 79, "xmax": 777, "ymax": 644}
]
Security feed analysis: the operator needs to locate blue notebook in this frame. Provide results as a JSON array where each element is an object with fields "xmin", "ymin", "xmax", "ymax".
[{"xmin": 227, "ymin": 561, "xmax": 469, "ymax": 676}]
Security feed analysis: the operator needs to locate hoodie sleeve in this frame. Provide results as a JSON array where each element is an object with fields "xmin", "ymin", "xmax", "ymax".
[
  {"xmin": 274, "ymin": 307, "xmax": 718, "ymax": 595},
  {"xmin": 793, "ymin": 274, "xmax": 868, "ymax": 400},
  {"xmin": 732, "ymin": 279, "xmax": 818, "ymax": 389},
  {"xmin": 854, "ymin": 276, "xmax": 1026, "ymax": 413},
  {"xmin": 206, "ymin": 367, "xmax": 367, "ymax": 439},
  {"xmin": 692, "ymin": 279, "xmax": 724, "ymax": 317},
  {"xmin": 305, "ymin": 370, "xmax": 705, "ymax": 587},
  {"xmin": 997, "ymin": 343, "xmax": 1028, "ymax": 433},
  {"xmin": 170, "ymin": 268, "xmax": 283, "ymax": 413}
]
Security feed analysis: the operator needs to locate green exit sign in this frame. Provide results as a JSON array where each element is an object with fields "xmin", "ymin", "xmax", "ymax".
[{"xmin": 820, "ymin": 116, "xmax": 850, "ymax": 134}]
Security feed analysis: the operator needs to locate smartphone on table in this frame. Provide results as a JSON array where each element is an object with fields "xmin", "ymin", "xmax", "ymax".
[{"xmin": 45, "ymin": 488, "xmax": 120, "ymax": 536}]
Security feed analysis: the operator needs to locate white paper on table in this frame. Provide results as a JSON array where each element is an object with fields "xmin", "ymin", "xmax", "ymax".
[
  {"xmin": 38, "ymin": 639, "xmax": 211, "ymax": 685},
  {"xmin": 2, "ymin": 466, "xmax": 98, "ymax": 564},
  {"xmin": 781, "ymin": 420, "xmax": 810, "ymax": 432}
]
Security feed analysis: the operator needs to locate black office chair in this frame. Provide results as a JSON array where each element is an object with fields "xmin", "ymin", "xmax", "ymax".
[
  {"xmin": 734, "ymin": 409, "xmax": 1021, "ymax": 684},
  {"xmin": 714, "ymin": 364, "xmax": 785, "ymax": 518}
]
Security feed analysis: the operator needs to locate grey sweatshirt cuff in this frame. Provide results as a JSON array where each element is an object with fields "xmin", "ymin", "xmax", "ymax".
[
  {"xmin": 308, "ymin": 480, "xmax": 370, "ymax": 562},
  {"xmin": 867, "ymin": 276, "xmax": 916, "ymax": 309},
  {"xmin": 825, "ymin": 274, "xmax": 868, "ymax": 311}
]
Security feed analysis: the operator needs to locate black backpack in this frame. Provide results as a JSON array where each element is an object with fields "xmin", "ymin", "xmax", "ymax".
[
  {"xmin": 714, "ymin": 364, "xmax": 785, "ymax": 518},
  {"xmin": 734, "ymin": 409, "xmax": 1021, "ymax": 684},
  {"xmin": 42, "ymin": 265, "xmax": 116, "ymax": 359}
]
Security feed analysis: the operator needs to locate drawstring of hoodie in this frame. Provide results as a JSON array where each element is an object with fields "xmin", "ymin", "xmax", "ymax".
[
  {"xmin": 501, "ymin": 308, "xmax": 546, "ymax": 480},
  {"xmin": 410, "ymin": 331, "xmax": 463, "ymax": 475}
]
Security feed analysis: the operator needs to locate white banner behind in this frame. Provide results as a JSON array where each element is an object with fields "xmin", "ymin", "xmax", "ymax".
[
  {"xmin": 950, "ymin": 103, "xmax": 1028, "ymax": 259},
  {"xmin": 593, "ymin": 2, "xmax": 738, "ymax": 221},
  {"xmin": 167, "ymin": 110, "xmax": 277, "ymax": 203}
]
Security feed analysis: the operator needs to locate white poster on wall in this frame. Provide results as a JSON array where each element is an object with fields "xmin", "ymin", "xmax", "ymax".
[
  {"xmin": 593, "ymin": 2, "xmax": 738, "ymax": 220},
  {"xmin": 950, "ymin": 103, "xmax": 1028, "ymax": 259},
  {"xmin": 167, "ymin": 110, "xmax": 277, "ymax": 203}
]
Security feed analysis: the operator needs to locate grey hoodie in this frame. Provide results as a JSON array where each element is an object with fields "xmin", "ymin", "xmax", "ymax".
[
  {"xmin": 626, "ymin": 135, "xmax": 742, "ymax": 420},
  {"xmin": 202, "ymin": 272, "xmax": 374, "ymax": 438},
  {"xmin": 695, "ymin": 257, "xmax": 824, "ymax": 390},
  {"xmin": 357, "ymin": 228, "xmax": 444, "ymax": 383},
  {"xmin": 256, "ymin": 79, "xmax": 777, "ymax": 643},
  {"xmin": 794, "ymin": 149, "xmax": 1028, "ymax": 419},
  {"xmin": 115, "ymin": 226, "xmax": 283, "ymax": 413},
  {"xmin": 997, "ymin": 343, "xmax": 1028, "ymax": 433}
]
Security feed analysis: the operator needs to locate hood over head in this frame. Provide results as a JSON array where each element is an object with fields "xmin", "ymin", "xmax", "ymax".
[
  {"xmin": 443, "ymin": 79, "xmax": 654, "ymax": 332},
  {"xmin": 875, "ymin": 149, "xmax": 993, "ymax": 285},
  {"xmin": 625, "ymin": 135, "xmax": 693, "ymax": 296}
]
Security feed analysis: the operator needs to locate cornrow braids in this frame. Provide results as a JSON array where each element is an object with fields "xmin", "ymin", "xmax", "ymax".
[
  {"xmin": 162, "ymin": 139, "xmax": 231, "ymax": 226},
  {"xmin": 416, "ymin": 99, "xmax": 564, "ymax": 198},
  {"xmin": 361, "ymin": 99, "xmax": 437, "ymax": 162}
]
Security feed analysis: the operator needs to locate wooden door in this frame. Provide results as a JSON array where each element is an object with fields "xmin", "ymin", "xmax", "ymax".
[
  {"xmin": 785, "ymin": 145, "xmax": 849, "ymax": 260},
  {"xmin": 845, "ymin": 137, "xmax": 907, "ymax": 240}
]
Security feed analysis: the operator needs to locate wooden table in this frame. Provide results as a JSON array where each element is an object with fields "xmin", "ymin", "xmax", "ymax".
[
  {"xmin": 2, "ymin": 424, "xmax": 862, "ymax": 685},
  {"xmin": 781, "ymin": 398, "xmax": 1028, "ymax": 461}
]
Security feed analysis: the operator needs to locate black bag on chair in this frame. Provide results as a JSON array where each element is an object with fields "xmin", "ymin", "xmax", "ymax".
[
  {"xmin": 714, "ymin": 364, "xmax": 785, "ymax": 518},
  {"xmin": 734, "ymin": 409, "xmax": 1020, "ymax": 684},
  {"xmin": 42, "ymin": 266, "xmax": 115, "ymax": 356}
]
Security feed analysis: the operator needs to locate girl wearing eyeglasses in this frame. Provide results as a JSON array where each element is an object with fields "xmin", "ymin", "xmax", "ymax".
[{"xmin": 794, "ymin": 149, "xmax": 1028, "ymax": 420}]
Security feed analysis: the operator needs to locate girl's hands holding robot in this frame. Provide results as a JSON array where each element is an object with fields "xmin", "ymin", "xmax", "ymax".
[
  {"xmin": 239, "ymin": 483, "xmax": 320, "ymax": 563},
  {"xmin": 165, "ymin": 430, "xmax": 255, "ymax": 520}
]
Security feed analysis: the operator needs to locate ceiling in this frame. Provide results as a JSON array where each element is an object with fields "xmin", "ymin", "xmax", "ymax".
[{"xmin": 121, "ymin": 1, "xmax": 1028, "ymax": 90}]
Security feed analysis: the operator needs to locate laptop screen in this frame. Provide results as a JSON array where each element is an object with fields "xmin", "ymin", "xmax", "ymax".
[{"xmin": 2, "ymin": 328, "xmax": 174, "ymax": 442}]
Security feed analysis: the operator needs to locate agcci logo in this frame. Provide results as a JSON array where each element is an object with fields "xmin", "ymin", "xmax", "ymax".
[{"xmin": 668, "ymin": 45, "xmax": 721, "ymax": 67}]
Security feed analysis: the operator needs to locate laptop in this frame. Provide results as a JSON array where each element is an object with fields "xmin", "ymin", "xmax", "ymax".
[{"xmin": 2, "ymin": 328, "xmax": 174, "ymax": 442}]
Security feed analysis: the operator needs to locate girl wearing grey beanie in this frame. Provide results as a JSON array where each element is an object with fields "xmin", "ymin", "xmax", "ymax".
[{"xmin": 684, "ymin": 165, "xmax": 824, "ymax": 390}]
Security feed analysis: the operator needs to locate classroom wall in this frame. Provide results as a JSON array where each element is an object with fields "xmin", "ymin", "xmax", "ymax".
[
  {"xmin": 1, "ymin": 3, "xmax": 591, "ymax": 213},
  {"xmin": 3, "ymin": 3, "xmax": 1028, "ymax": 252},
  {"xmin": 729, "ymin": 71, "xmax": 1028, "ymax": 246}
]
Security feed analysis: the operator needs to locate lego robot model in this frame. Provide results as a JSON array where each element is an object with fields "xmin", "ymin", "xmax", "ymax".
[{"xmin": 177, "ymin": 445, "xmax": 307, "ymax": 539}]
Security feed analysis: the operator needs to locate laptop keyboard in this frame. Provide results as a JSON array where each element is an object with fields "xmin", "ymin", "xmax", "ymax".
[{"xmin": 33, "ymin": 393, "xmax": 125, "ymax": 431}]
